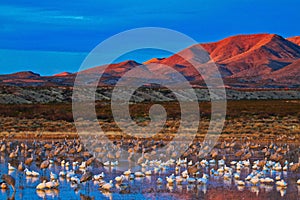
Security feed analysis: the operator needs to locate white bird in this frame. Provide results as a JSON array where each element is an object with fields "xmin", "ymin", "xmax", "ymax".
[
  {"xmin": 123, "ymin": 169, "xmax": 131, "ymax": 176},
  {"xmin": 209, "ymin": 159, "xmax": 216, "ymax": 165},
  {"xmin": 103, "ymin": 161, "xmax": 110, "ymax": 166},
  {"xmin": 66, "ymin": 170, "xmax": 75, "ymax": 179},
  {"xmin": 276, "ymin": 180, "xmax": 287, "ymax": 187},
  {"xmin": 72, "ymin": 161, "xmax": 78, "ymax": 167},
  {"xmin": 115, "ymin": 175, "xmax": 124, "ymax": 183},
  {"xmin": 175, "ymin": 176, "xmax": 184, "ymax": 185},
  {"xmin": 236, "ymin": 180, "xmax": 245, "ymax": 186},
  {"xmin": 134, "ymin": 171, "xmax": 145, "ymax": 177},
  {"xmin": 181, "ymin": 170, "xmax": 188, "ymax": 178},
  {"xmin": 100, "ymin": 180, "xmax": 113, "ymax": 191},
  {"xmin": 36, "ymin": 180, "xmax": 47, "ymax": 190},
  {"xmin": 250, "ymin": 177, "xmax": 260, "ymax": 185},
  {"xmin": 243, "ymin": 160, "xmax": 251, "ymax": 167},
  {"xmin": 45, "ymin": 180, "xmax": 59, "ymax": 189},
  {"xmin": 31, "ymin": 170, "xmax": 40, "ymax": 177},
  {"xmin": 274, "ymin": 163, "xmax": 282, "ymax": 171},
  {"xmin": 218, "ymin": 159, "xmax": 225, "ymax": 166},
  {"xmin": 145, "ymin": 170, "xmax": 152, "ymax": 176},
  {"xmin": 224, "ymin": 173, "xmax": 232, "ymax": 180},
  {"xmin": 25, "ymin": 168, "xmax": 39, "ymax": 177},
  {"xmin": 217, "ymin": 167, "xmax": 224, "ymax": 173},
  {"xmin": 233, "ymin": 173, "xmax": 240, "ymax": 180},
  {"xmin": 197, "ymin": 174, "xmax": 208, "ymax": 185},
  {"xmin": 230, "ymin": 161, "xmax": 237, "ymax": 165},
  {"xmin": 111, "ymin": 161, "xmax": 119, "ymax": 166},
  {"xmin": 186, "ymin": 175, "xmax": 196, "ymax": 184},
  {"xmin": 93, "ymin": 172, "xmax": 105, "ymax": 180},
  {"xmin": 245, "ymin": 174, "xmax": 253, "ymax": 181},
  {"xmin": 264, "ymin": 177, "xmax": 274, "ymax": 184},
  {"xmin": 166, "ymin": 177, "xmax": 174, "ymax": 185},
  {"xmin": 79, "ymin": 161, "xmax": 86, "ymax": 169},
  {"xmin": 8, "ymin": 163, "xmax": 16, "ymax": 171},
  {"xmin": 50, "ymin": 172, "xmax": 58, "ymax": 180},
  {"xmin": 61, "ymin": 160, "xmax": 65, "ymax": 167},
  {"xmin": 59, "ymin": 171, "xmax": 66, "ymax": 177},
  {"xmin": 157, "ymin": 177, "xmax": 163, "ymax": 184},
  {"xmin": 70, "ymin": 176, "xmax": 80, "ymax": 184}
]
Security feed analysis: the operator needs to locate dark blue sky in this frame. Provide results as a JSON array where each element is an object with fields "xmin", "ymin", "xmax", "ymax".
[{"xmin": 0, "ymin": 0, "xmax": 299, "ymax": 75}]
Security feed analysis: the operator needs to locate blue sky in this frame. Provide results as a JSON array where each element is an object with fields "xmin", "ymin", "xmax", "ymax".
[{"xmin": 0, "ymin": 0, "xmax": 299, "ymax": 75}]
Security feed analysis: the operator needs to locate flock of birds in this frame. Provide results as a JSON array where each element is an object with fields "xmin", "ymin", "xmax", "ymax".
[{"xmin": 0, "ymin": 136, "xmax": 299, "ymax": 199}]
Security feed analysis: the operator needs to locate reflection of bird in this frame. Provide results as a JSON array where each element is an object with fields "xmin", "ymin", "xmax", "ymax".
[
  {"xmin": 80, "ymin": 193, "xmax": 95, "ymax": 200},
  {"xmin": 1, "ymin": 174, "xmax": 16, "ymax": 192},
  {"xmin": 0, "ymin": 181, "xmax": 8, "ymax": 189}
]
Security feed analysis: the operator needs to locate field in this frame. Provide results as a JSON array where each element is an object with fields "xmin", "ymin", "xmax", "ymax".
[{"xmin": 0, "ymin": 100, "xmax": 299, "ymax": 139}]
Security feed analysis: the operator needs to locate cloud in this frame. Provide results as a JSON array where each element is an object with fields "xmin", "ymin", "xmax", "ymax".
[
  {"xmin": 52, "ymin": 15, "xmax": 86, "ymax": 20},
  {"xmin": 0, "ymin": 5, "xmax": 90, "ymax": 25}
]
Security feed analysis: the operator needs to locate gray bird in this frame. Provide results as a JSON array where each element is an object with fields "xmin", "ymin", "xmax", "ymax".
[{"xmin": 80, "ymin": 171, "xmax": 93, "ymax": 183}]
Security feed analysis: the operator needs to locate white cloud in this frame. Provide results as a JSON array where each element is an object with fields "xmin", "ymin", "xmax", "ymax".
[{"xmin": 0, "ymin": 5, "xmax": 90, "ymax": 25}]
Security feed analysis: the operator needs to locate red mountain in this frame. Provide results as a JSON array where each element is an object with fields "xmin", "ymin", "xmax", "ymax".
[
  {"xmin": 54, "ymin": 72, "xmax": 72, "ymax": 77},
  {"xmin": 1, "ymin": 34, "xmax": 299, "ymax": 88},
  {"xmin": 2, "ymin": 71, "xmax": 41, "ymax": 78},
  {"xmin": 145, "ymin": 34, "xmax": 299, "ymax": 87},
  {"xmin": 287, "ymin": 36, "xmax": 300, "ymax": 46}
]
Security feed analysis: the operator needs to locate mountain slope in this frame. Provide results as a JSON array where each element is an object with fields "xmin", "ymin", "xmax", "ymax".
[
  {"xmin": 287, "ymin": 36, "xmax": 300, "ymax": 46},
  {"xmin": 0, "ymin": 33, "xmax": 299, "ymax": 88},
  {"xmin": 201, "ymin": 34, "xmax": 300, "ymax": 77}
]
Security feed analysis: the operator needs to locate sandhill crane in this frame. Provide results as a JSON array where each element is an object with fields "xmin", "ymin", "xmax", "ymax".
[
  {"xmin": 80, "ymin": 171, "xmax": 93, "ymax": 183},
  {"xmin": 25, "ymin": 154, "xmax": 34, "ymax": 166},
  {"xmin": 40, "ymin": 159, "xmax": 50, "ymax": 169},
  {"xmin": 80, "ymin": 170, "xmax": 93, "ymax": 193},
  {"xmin": 18, "ymin": 162, "xmax": 25, "ymax": 172}
]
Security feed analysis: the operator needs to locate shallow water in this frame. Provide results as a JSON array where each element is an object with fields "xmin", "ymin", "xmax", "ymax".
[
  {"xmin": 0, "ymin": 139, "xmax": 300, "ymax": 200},
  {"xmin": 1, "ymin": 156, "xmax": 300, "ymax": 200}
]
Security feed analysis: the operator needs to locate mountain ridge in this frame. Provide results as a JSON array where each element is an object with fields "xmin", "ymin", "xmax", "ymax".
[{"xmin": 1, "ymin": 33, "xmax": 299, "ymax": 88}]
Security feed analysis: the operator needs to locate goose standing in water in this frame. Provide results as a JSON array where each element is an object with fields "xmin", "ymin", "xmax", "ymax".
[
  {"xmin": 8, "ymin": 163, "xmax": 16, "ymax": 171},
  {"xmin": 156, "ymin": 177, "xmax": 163, "ymax": 184},
  {"xmin": 99, "ymin": 180, "xmax": 113, "ymax": 191},
  {"xmin": 36, "ymin": 180, "xmax": 47, "ymax": 190},
  {"xmin": 276, "ymin": 180, "xmax": 288, "ymax": 187},
  {"xmin": 236, "ymin": 180, "xmax": 245, "ymax": 186}
]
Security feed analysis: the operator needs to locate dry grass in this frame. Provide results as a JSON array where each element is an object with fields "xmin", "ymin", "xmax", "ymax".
[{"xmin": 0, "ymin": 100, "xmax": 299, "ymax": 140}]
